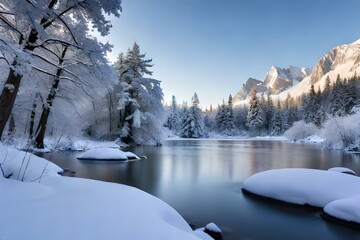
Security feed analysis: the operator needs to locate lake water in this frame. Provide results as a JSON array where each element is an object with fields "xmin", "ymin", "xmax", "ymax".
[{"xmin": 37, "ymin": 139, "xmax": 360, "ymax": 240}]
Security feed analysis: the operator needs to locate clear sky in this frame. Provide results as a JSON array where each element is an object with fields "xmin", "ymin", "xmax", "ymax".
[{"xmin": 103, "ymin": 0, "xmax": 360, "ymax": 109}]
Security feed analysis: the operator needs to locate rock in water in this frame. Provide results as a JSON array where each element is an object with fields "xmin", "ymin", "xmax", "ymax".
[{"xmin": 204, "ymin": 222, "xmax": 222, "ymax": 240}]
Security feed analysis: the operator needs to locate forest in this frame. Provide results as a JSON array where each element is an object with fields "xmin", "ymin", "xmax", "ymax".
[
  {"xmin": 165, "ymin": 74, "xmax": 360, "ymax": 151},
  {"xmin": 1, "ymin": 1, "xmax": 360, "ymax": 152}
]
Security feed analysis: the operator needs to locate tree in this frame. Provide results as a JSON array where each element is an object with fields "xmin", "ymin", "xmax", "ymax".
[
  {"xmin": 329, "ymin": 75, "xmax": 346, "ymax": 116},
  {"xmin": 223, "ymin": 94, "xmax": 236, "ymax": 135},
  {"xmin": 301, "ymin": 85, "xmax": 321, "ymax": 126},
  {"xmin": 115, "ymin": 42, "xmax": 164, "ymax": 145},
  {"xmin": 246, "ymin": 89, "xmax": 263, "ymax": 131},
  {"xmin": 179, "ymin": 93, "xmax": 205, "ymax": 138},
  {"xmin": 0, "ymin": 0, "xmax": 122, "ymax": 139},
  {"xmin": 166, "ymin": 95, "xmax": 180, "ymax": 133},
  {"xmin": 215, "ymin": 102, "xmax": 227, "ymax": 132},
  {"xmin": 270, "ymin": 101, "xmax": 282, "ymax": 136},
  {"xmin": 234, "ymin": 105, "xmax": 248, "ymax": 130}
]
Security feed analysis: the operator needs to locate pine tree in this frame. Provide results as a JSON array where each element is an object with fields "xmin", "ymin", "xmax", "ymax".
[
  {"xmin": 179, "ymin": 93, "xmax": 205, "ymax": 138},
  {"xmin": 223, "ymin": 94, "xmax": 236, "ymax": 135},
  {"xmin": 301, "ymin": 85, "xmax": 320, "ymax": 125},
  {"xmin": 329, "ymin": 75, "xmax": 346, "ymax": 116},
  {"xmin": 167, "ymin": 95, "xmax": 180, "ymax": 133},
  {"xmin": 115, "ymin": 42, "xmax": 164, "ymax": 144},
  {"xmin": 322, "ymin": 76, "xmax": 331, "ymax": 111},
  {"xmin": 271, "ymin": 101, "xmax": 282, "ymax": 136},
  {"xmin": 234, "ymin": 105, "xmax": 248, "ymax": 130},
  {"xmin": 246, "ymin": 89, "xmax": 264, "ymax": 131},
  {"xmin": 215, "ymin": 103, "xmax": 227, "ymax": 132}
]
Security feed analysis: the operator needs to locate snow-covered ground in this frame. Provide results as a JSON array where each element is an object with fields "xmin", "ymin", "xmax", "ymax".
[
  {"xmin": 0, "ymin": 144, "xmax": 209, "ymax": 240},
  {"xmin": 243, "ymin": 168, "xmax": 360, "ymax": 225}
]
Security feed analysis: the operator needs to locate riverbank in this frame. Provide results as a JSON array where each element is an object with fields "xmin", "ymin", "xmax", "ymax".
[{"xmin": 0, "ymin": 143, "xmax": 208, "ymax": 240}]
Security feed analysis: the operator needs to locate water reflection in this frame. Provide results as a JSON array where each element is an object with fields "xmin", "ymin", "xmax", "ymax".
[{"xmin": 38, "ymin": 140, "xmax": 360, "ymax": 240}]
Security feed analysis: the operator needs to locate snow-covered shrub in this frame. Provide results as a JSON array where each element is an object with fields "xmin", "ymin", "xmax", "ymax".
[
  {"xmin": 284, "ymin": 120, "xmax": 319, "ymax": 141},
  {"xmin": 321, "ymin": 112, "xmax": 360, "ymax": 150}
]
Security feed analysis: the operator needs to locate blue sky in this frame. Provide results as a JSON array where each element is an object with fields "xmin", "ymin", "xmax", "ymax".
[{"xmin": 104, "ymin": 0, "xmax": 360, "ymax": 108}]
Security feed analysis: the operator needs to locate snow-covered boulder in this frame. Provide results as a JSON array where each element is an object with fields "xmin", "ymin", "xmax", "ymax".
[
  {"xmin": 194, "ymin": 222, "xmax": 222, "ymax": 240},
  {"xmin": 124, "ymin": 151, "xmax": 140, "ymax": 160},
  {"xmin": 324, "ymin": 194, "xmax": 360, "ymax": 224},
  {"xmin": 78, "ymin": 148, "xmax": 128, "ymax": 161},
  {"xmin": 243, "ymin": 168, "xmax": 360, "ymax": 207},
  {"xmin": 243, "ymin": 168, "xmax": 360, "ymax": 226}
]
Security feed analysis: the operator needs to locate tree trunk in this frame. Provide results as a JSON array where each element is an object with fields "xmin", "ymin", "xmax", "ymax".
[
  {"xmin": 29, "ymin": 93, "xmax": 40, "ymax": 139},
  {"xmin": 34, "ymin": 46, "xmax": 67, "ymax": 148},
  {"xmin": 0, "ymin": 1, "xmax": 59, "ymax": 140},
  {"xmin": 0, "ymin": 65, "xmax": 22, "ymax": 139},
  {"xmin": 8, "ymin": 114, "xmax": 16, "ymax": 135}
]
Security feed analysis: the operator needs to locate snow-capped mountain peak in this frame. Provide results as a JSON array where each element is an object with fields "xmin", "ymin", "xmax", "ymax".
[
  {"xmin": 278, "ymin": 38, "xmax": 360, "ymax": 100},
  {"xmin": 233, "ymin": 65, "xmax": 311, "ymax": 104}
]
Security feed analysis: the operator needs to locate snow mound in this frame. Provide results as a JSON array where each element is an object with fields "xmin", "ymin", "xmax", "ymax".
[
  {"xmin": 324, "ymin": 194, "xmax": 360, "ymax": 223},
  {"xmin": 125, "ymin": 151, "xmax": 140, "ymax": 160},
  {"xmin": 78, "ymin": 148, "xmax": 128, "ymax": 160},
  {"xmin": 0, "ymin": 144, "xmax": 62, "ymax": 181},
  {"xmin": 0, "ymin": 144, "xmax": 202, "ymax": 240},
  {"xmin": 243, "ymin": 168, "xmax": 360, "ymax": 207},
  {"xmin": 243, "ymin": 168, "xmax": 360, "ymax": 225},
  {"xmin": 0, "ymin": 176, "xmax": 202, "ymax": 240},
  {"xmin": 328, "ymin": 167, "xmax": 357, "ymax": 176}
]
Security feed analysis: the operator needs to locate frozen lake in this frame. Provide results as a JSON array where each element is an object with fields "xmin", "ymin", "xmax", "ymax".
[{"xmin": 37, "ymin": 139, "xmax": 360, "ymax": 239}]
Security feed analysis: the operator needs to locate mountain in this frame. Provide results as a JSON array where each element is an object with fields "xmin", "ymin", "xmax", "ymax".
[
  {"xmin": 279, "ymin": 39, "xmax": 360, "ymax": 100},
  {"xmin": 233, "ymin": 65, "xmax": 311, "ymax": 104},
  {"xmin": 263, "ymin": 66, "xmax": 311, "ymax": 94},
  {"xmin": 232, "ymin": 78, "xmax": 264, "ymax": 102}
]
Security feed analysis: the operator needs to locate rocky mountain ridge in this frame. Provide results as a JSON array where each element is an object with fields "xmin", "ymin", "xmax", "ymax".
[
  {"xmin": 233, "ymin": 65, "xmax": 311, "ymax": 103},
  {"xmin": 233, "ymin": 38, "xmax": 360, "ymax": 105}
]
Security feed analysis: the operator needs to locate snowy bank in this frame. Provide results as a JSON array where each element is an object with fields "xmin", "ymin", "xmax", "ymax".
[
  {"xmin": 77, "ymin": 147, "xmax": 129, "ymax": 161},
  {"xmin": 0, "ymin": 144, "xmax": 206, "ymax": 240},
  {"xmin": 243, "ymin": 168, "xmax": 360, "ymax": 225}
]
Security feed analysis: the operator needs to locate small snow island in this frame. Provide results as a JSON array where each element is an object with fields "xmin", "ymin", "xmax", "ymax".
[
  {"xmin": 243, "ymin": 167, "xmax": 360, "ymax": 228},
  {"xmin": 77, "ymin": 147, "xmax": 140, "ymax": 161}
]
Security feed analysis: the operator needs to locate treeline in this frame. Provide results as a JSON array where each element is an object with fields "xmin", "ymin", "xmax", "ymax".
[{"xmin": 165, "ymin": 74, "xmax": 360, "ymax": 138}]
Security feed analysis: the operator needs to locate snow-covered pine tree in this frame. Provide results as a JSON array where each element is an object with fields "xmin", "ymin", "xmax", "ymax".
[
  {"xmin": 301, "ymin": 85, "xmax": 321, "ymax": 126},
  {"xmin": 179, "ymin": 93, "xmax": 205, "ymax": 138},
  {"xmin": 215, "ymin": 102, "xmax": 226, "ymax": 132},
  {"xmin": 246, "ymin": 89, "xmax": 264, "ymax": 131},
  {"xmin": 166, "ymin": 95, "xmax": 180, "ymax": 133},
  {"xmin": 223, "ymin": 94, "xmax": 236, "ymax": 135},
  {"xmin": 270, "ymin": 101, "xmax": 282, "ymax": 136},
  {"xmin": 329, "ymin": 75, "xmax": 346, "ymax": 116},
  {"xmin": 264, "ymin": 92, "xmax": 275, "ymax": 133},
  {"xmin": 115, "ymin": 42, "xmax": 164, "ymax": 145},
  {"xmin": 234, "ymin": 105, "xmax": 248, "ymax": 130}
]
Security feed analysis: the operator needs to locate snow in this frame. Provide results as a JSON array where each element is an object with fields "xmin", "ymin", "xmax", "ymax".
[
  {"xmin": 4, "ymin": 83, "xmax": 15, "ymax": 92},
  {"xmin": 328, "ymin": 167, "xmax": 357, "ymax": 176},
  {"xmin": 59, "ymin": 140, "xmax": 121, "ymax": 151},
  {"xmin": 0, "ymin": 144, "xmax": 62, "ymax": 181},
  {"xmin": 194, "ymin": 228, "xmax": 214, "ymax": 240},
  {"xmin": 243, "ymin": 168, "xmax": 360, "ymax": 224},
  {"xmin": 0, "ymin": 144, "xmax": 204, "ymax": 240},
  {"xmin": 125, "ymin": 151, "xmax": 140, "ymax": 159},
  {"xmin": 78, "ymin": 147, "xmax": 128, "ymax": 160},
  {"xmin": 324, "ymin": 194, "xmax": 360, "ymax": 223},
  {"xmin": 205, "ymin": 222, "xmax": 221, "ymax": 233}
]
